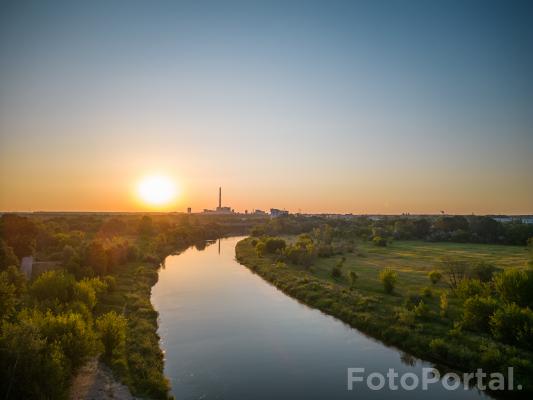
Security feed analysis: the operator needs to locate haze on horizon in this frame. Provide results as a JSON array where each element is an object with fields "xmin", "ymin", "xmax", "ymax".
[{"xmin": 0, "ymin": 0, "xmax": 532, "ymax": 215}]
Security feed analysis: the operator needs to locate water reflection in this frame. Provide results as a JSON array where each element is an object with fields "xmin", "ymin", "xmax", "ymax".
[{"xmin": 152, "ymin": 237, "xmax": 490, "ymax": 400}]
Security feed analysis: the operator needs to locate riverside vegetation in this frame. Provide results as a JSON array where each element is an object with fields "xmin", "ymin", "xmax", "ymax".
[
  {"xmin": 236, "ymin": 215, "xmax": 533, "ymax": 397},
  {"xmin": 0, "ymin": 212, "xmax": 265, "ymax": 399}
]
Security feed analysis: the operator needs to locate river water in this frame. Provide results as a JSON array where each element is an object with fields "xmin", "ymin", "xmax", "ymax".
[{"xmin": 151, "ymin": 236, "xmax": 488, "ymax": 399}]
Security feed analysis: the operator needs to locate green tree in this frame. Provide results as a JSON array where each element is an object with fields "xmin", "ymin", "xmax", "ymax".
[
  {"xmin": 462, "ymin": 295, "xmax": 498, "ymax": 332},
  {"xmin": 493, "ymin": 269, "xmax": 533, "ymax": 308},
  {"xmin": 0, "ymin": 240, "xmax": 19, "ymax": 271},
  {"xmin": 379, "ymin": 268, "xmax": 397, "ymax": 294},
  {"xmin": 96, "ymin": 311, "xmax": 127, "ymax": 361},
  {"xmin": 428, "ymin": 270, "xmax": 442, "ymax": 285},
  {"xmin": 490, "ymin": 303, "xmax": 533, "ymax": 349},
  {"xmin": 0, "ymin": 319, "xmax": 69, "ymax": 399},
  {"xmin": 30, "ymin": 270, "xmax": 76, "ymax": 305},
  {"xmin": 0, "ymin": 273, "xmax": 16, "ymax": 320}
]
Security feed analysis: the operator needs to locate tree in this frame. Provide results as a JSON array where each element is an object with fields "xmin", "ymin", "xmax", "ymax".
[
  {"xmin": 493, "ymin": 269, "xmax": 533, "ymax": 308},
  {"xmin": 490, "ymin": 303, "xmax": 533, "ymax": 349},
  {"xmin": 0, "ymin": 214, "xmax": 37, "ymax": 258},
  {"xmin": 379, "ymin": 268, "xmax": 397, "ymax": 294},
  {"xmin": 441, "ymin": 258, "xmax": 469, "ymax": 290},
  {"xmin": 428, "ymin": 270, "xmax": 442, "ymax": 285},
  {"xmin": 138, "ymin": 215, "xmax": 154, "ymax": 237},
  {"xmin": 0, "ymin": 273, "xmax": 16, "ymax": 320},
  {"xmin": 30, "ymin": 270, "xmax": 76, "ymax": 305},
  {"xmin": 372, "ymin": 236, "xmax": 387, "ymax": 247},
  {"xmin": 0, "ymin": 240, "xmax": 19, "ymax": 271},
  {"xmin": 85, "ymin": 241, "xmax": 107, "ymax": 275},
  {"xmin": 96, "ymin": 312, "xmax": 127, "ymax": 361},
  {"xmin": 462, "ymin": 296, "xmax": 498, "ymax": 332},
  {"xmin": 469, "ymin": 262, "xmax": 497, "ymax": 282},
  {"xmin": 0, "ymin": 318, "xmax": 69, "ymax": 399}
]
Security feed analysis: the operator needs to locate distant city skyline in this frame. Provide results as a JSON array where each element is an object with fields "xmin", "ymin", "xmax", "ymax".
[{"xmin": 1, "ymin": 0, "xmax": 532, "ymax": 214}]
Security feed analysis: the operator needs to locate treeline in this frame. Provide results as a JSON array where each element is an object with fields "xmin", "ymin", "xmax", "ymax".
[
  {"xmin": 252, "ymin": 214, "xmax": 533, "ymax": 246},
  {"xmin": 0, "ymin": 213, "xmax": 257, "ymax": 399}
]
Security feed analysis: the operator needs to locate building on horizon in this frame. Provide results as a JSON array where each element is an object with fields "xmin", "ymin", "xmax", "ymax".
[
  {"xmin": 203, "ymin": 187, "xmax": 233, "ymax": 214},
  {"xmin": 270, "ymin": 208, "xmax": 289, "ymax": 218}
]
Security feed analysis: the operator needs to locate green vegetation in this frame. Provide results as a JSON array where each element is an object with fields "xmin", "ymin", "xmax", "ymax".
[
  {"xmin": 0, "ymin": 212, "xmax": 264, "ymax": 399},
  {"xmin": 237, "ymin": 219, "xmax": 533, "ymax": 396}
]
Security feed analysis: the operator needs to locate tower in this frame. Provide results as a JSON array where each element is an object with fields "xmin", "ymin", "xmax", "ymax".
[{"xmin": 218, "ymin": 187, "xmax": 222, "ymax": 208}]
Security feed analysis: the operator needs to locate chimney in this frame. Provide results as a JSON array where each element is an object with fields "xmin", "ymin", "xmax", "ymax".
[{"xmin": 219, "ymin": 187, "xmax": 222, "ymax": 208}]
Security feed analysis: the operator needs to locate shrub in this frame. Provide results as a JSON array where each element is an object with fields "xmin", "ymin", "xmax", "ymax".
[
  {"xmin": 255, "ymin": 241, "xmax": 266, "ymax": 257},
  {"xmin": 379, "ymin": 268, "xmax": 397, "ymax": 294},
  {"xmin": 490, "ymin": 303, "xmax": 533, "ymax": 349},
  {"xmin": 421, "ymin": 286, "xmax": 433, "ymax": 298},
  {"xmin": 396, "ymin": 307, "xmax": 415, "ymax": 325},
  {"xmin": 96, "ymin": 311, "xmax": 127, "ymax": 361},
  {"xmin": 404, "ymin": 292, "xmax": 422, "ymax": 309},
  {"xmin": 413, "ymin": 301, "xmax": 431, "ymax": 320},
  {"xmin": 429, "ymin": 338, "xmax": 448, "ymax": 358},
  {"xmin": 428, "ymin": 270, "xmax": 442, "ymax": 285},
  {"xmin": 0, "ymin": 319, "xmax": 69, "ymax": 399},
  {"xmin": 440, "ymin": 292, "xmax": 449, "ymax": 318},
  {"xmin": 30, "ymin": 270, "xmax": 76, "ymax": 305},
  {"xmin": 441, "ymin": 259, "xmax": 469, "ymax": 289},
  {"xmin": 263, "ymin": 237, "xmax": 286, "ymax": 254},
  {"xmin": 493, "ymin": 269, "xmax": 533, "ymax": 308},
  {"xmin": 372, "ymin": 236, "xmax": 387, "ymax": 247},
  {"xmin": 456, "ymin": 279, "xmax": 490, "ymax": 300},
  {"xmin": 469, "ymin": 262, "xmax": 497, "ymax": 282},
  {"xmin": 36, "ymin": 311, "xmax": 97, "ymax": 370},
  {"xmin": 0, "ymin": 273, "xmax": 16, "ymax": 320},
  {"xmin": 462, "ymin": 295, "xmax": 498, "ymax": 332}
]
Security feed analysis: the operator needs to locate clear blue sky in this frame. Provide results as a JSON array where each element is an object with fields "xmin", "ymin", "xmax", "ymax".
[{"xmin": 0, "ymin": 0, "xmax": 532, "ymax": 213}]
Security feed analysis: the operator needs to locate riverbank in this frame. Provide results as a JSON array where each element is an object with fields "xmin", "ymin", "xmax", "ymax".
[
  {"xmin": 95, "ymin": 256, "xmax": 171, "ymax": 398},
  {"xmin": 235, "ymin": 237, "xmax": 533, "ymax": 397}
]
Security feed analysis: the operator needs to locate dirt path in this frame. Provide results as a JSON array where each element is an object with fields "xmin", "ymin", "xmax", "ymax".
[{"xmin": 69, "ymin": 357, "xmax": 135, "ymax": 400}]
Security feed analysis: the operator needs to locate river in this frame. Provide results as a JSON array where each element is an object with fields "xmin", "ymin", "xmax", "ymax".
[{"xmin": 151, "ymin": 236, "xmax": 488, "ymax": 399}]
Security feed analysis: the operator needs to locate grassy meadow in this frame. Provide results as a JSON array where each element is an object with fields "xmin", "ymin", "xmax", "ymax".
[{"xmin": 236, "ymin": 236, "xmax": 533, "ymax": 397}]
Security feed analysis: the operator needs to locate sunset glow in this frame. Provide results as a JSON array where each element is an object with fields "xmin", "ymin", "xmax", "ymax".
[{"xmin": 137, "ymin": 175, "xmax": 177, "ymax": 207}]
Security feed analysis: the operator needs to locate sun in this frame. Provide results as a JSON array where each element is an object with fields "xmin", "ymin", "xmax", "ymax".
[{"xmin": 137, "ymin": 175, "xmax": 177, "ymax": 206}]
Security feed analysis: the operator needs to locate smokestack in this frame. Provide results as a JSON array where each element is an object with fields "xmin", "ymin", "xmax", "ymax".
[{"xmin": 219, "ymin": 187, "xmax": 222, "ymax": 208}]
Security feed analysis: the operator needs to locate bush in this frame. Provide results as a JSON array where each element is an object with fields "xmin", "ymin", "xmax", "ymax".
[
  {"xmin": 0, "ymin": 273, "xmax": 16, "ymax": 320},
  {"xmin": 96, "ymin": 311, "xmax": 127, "ymax": 361},
  {"xmin": 456, "ymin": 279, "xmax": 490, "ymax": 300},
  {"xmin": 462, "ymin": 295, "xmax": 498, "ymax": 332},
  {"xmin": 413, "ymin": 301, "xmax": 431, "ymax": 320},
  {"xmin": 0, "ymin": 319, "xmax": 69, "ymax": 399},
  {"xmin": 490, "ymin": 303, "xmax": 533, "ymax": 349},
  {"xmin": 469, "ymin": 262, "xmax": 497, "ymax": 282},
  {"xmin": 441, "ymin": 259, "xmax": 469, "ymax": 289},
  {"xmin": 440, "ymin": 292, "xmax": 449, "ymax": 318},
  {"xmin": 372, "ymin": 236, "xmax": 387, "ymax": 247},
  {"xmin": 493, "ymin": 269, "xmax": 533, "ymax": 308},
  {"xmin": 30, "ymin": 270, "xmax": 76, "ymax": 305},
  {"xmin": 421, "ymin": 286, "xmax": 433, "ymax": 298},
  {"xmin": 379, "ymin": 268, "xmax": 397, "ymax": 294},
  {"xmin": 36, "ymin": 311, "xmax": 97, "ymax": 370},
  {"xmin": 263, "ymin": 237, "xmax": 286, "ymax": 254},
  {"xmin": 428, "ymin": 270, "xmax": 442, "ymax": 285},
  {"xmin": 404, "ymin": 292, "xmax": 422, "ymax": 309}
]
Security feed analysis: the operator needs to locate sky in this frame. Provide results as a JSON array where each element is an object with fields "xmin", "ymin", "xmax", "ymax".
[{"xmin": 0, "ymin": 0, "xmax": 532, "ymax": 214}]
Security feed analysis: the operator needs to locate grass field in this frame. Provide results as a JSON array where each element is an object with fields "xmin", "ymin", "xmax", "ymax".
[
  {"xmin": 236, "ymin": 237, "xmax": 533, "ymax": 396},
  {"xmin": 307, "ymin": 240, "xmax": 529, "ymax": 297}
]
